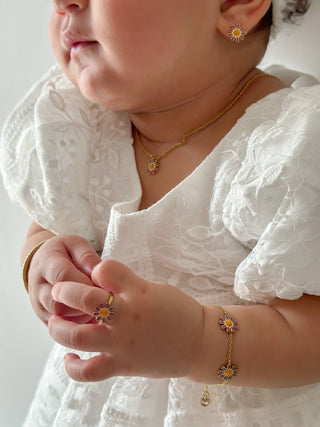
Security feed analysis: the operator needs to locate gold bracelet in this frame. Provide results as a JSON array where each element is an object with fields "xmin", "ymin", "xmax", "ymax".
[
  {"xmin": 22, "ymin": 240, "xmax": 48, "ymax": 293},
  {"xmin": 201, "ymin": 306, "xmax": 239, "ymax": 407}
]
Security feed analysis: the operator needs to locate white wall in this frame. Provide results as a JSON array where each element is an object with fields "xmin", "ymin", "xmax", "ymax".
[
  {"xmin": 261, "ymin": 1, "xmax": 320, "ymax": 79},
  {"xmin": 0, "ymin": 1, "xmax": 319, "ymax": 426},
  {"xmin": 0, "ymin": 2, "xmax": 55, "ymax": 426}
]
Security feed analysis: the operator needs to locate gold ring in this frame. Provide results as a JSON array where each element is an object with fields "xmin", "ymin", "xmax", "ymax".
[{"xmin": 93, "ymin": 293, "xmax": 115, "ymax": 323}]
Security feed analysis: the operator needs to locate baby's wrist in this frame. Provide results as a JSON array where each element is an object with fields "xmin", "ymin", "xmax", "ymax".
[
  {"xmin": 185, "ymin": 305, "xmax": 228, "ymax": 385},
  {"xmin": 21, "ymin": 230, "xmax": 56, "ymax": 265},
  {"xmin": 21, "ymin": 229, "xmax": 56, "ymax": 292},
  {"xmin": 22, "ymin": 240, "xmax": 49, "ymax": 292}
]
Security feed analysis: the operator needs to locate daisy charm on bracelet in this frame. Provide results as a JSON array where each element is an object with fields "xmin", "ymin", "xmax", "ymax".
[
  {"xmin": 218, "ymin": 364, "xmax": 238, "ymax": 382},
  {"xmin": 218, "ymin": 313, "xmax": 238, "ymax": 333},
  {"xmin": 201, "ymin": 307, "xmax": 239, "ymax": 406},
  {"xmin": 217, "ymin": 309, "xmax": 239, "ymax": 385}
]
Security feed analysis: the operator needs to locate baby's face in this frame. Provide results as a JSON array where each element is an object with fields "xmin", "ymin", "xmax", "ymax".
[{"xmin": 49, "ymin": 0, "xmax": 219, "ymax": 112}]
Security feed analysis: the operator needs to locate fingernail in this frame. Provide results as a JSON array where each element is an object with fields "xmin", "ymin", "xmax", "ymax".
[{"xmin": 52, "ymin": 285, "xmax": 60, "ymax": 301}]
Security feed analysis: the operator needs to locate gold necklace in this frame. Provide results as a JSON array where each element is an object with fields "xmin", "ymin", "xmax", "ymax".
[{"xmin": 135, "ymin": 73, "xmax": 277, "ymax": 175}]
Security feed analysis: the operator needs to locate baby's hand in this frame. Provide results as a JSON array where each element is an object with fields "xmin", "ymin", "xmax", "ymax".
[
  {"xmin": 49, "ymin": 260, "xmax": 204, "ymax": 381},
  {"xmin": 28, "ymin": 235, "xmax": 101, "ymax": 324}
]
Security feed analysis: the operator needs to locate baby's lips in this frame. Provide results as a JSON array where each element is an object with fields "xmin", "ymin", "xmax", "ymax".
[{"xmin": 62, "ymin": 30, "xmax": 95, "ymax": 51}]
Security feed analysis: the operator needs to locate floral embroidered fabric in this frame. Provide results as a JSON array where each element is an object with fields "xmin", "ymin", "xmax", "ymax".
[{"xmin": 1, "ymin": 65, "xmax": 320, "ymax": 426}]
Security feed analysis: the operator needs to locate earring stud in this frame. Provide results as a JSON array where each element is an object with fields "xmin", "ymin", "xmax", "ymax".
[{"xmin": 227, "ymin": 24, "xmax": 246, "ymax": 43}]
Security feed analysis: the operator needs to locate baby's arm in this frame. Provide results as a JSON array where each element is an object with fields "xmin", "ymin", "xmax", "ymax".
[
  {"xmin": 48, "ymin": 260, "xmax": 320, "ymax": 388},
  {"xmin": 22, "ymin": 221, "xmax": 101, "ymax": 324},
  {"xmin": 187, "ymin": 294, "xmax": 320, "ymax": 388}
]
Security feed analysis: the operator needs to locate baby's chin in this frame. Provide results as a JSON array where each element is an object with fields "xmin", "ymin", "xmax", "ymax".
[
  {"xmin": 75, "ymin": 83, "xmax": 142, "ymax": 112},
  {"xmin": 82, "ymin": 90, "xmax": 132, "ymax": 112},
  {"xmin": 65, "ymin": 69, "xmax": 162, "ymax": 113},
  {"xmin": 64, "ymin": 74, "xmax": 127, "ymax": 112}
]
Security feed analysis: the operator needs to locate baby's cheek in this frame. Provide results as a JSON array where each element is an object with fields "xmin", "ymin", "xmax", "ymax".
[
  {"xmin": 48, "ymin": 14, "xmax": 72, "ymax": 76},
  {"xmin": 48, "ymin": 13, "xmax": 61, "ymax": 51}
]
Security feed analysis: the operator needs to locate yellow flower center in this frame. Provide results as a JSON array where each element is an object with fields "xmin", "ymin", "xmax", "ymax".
[
  {"xmin": 233, "ymin": 29, "xmax": 241, "ymax": 37},
  {"xmin": 225, "ymin": 369, "xmax": 232, "ymax": 377},
  {"xmin": 100, "ymin": 308, "xmax": 109, "ymax": 316},
  {"xmin": 226, "ymin": 320, "xmax": 233, "ymax": 327}
]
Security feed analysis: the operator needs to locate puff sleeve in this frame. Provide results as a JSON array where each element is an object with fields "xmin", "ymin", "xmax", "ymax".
[
  {"xmin": 223, "ymin": 85, "xmax": 320, "ymax": 303},
  {"xmin": 0, "ymin": 65, "xmax": 133, "ymax": 252}
]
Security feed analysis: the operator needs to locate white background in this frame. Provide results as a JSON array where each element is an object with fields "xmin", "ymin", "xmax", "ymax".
[{"xmin": 0, "ymin": 1, "xmax": 319, "ymax": 426}]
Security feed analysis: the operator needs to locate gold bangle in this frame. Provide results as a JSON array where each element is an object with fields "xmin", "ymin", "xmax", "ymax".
[
  {"xmin": 201, "ymin": 306, "xmax": 239, "ymax": 407},
  {"xmin": 22, "ymin": 240, "xmax": 48, "ymax": 293}
]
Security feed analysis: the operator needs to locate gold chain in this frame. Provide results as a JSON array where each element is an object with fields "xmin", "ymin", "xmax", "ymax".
[
  {"xmin": 135, "ymin": 73, "xmax": 277, "ymax": 175},
  {"xmin": 201, "ymin": 306, "xmax": 239, "ymax": 407},
  {"xmin": 227, "ymin": 333, "xmax": 233, "ymax": 366}
]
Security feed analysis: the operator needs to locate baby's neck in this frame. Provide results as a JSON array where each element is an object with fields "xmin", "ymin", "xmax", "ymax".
[{"xmin": 128, "ymin": 67, "xmax": 277, "ymax": 145}]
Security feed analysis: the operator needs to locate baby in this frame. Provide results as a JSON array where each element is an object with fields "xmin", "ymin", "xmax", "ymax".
[{"xmin": 1, "ymin": 0, "xmax": 320, "ymax": 426}]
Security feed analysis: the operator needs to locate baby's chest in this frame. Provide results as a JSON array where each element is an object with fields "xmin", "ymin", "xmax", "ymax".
[
  {"xmin": 134, "ymin": 138, "xmax": 220, "ymax": 211},
  {"xmin": 103, "ymin": 186, "xmax": 251, "ymax": 287}
]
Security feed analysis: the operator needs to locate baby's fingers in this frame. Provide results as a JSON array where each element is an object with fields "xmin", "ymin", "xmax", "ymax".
[
  {"xmin": 48, "ymin": 315, "xmax": 112, "ymax": 352},
  {"xmin": 64, "ymin": 353, "xmax": 123, "ymax": 382},
  {"xmin": 65, "ymin": 237, "xmax": 101, "ymax": 276},
  {"xmin": 38, "ymin": 284, "xmax": 82, "ymax": 317},
  {"xmin": 52, "ymin": 281, "xmax": 120, "ymax": 318},
  {"xmin": 44, "ymin": 257, "xmax": 96, "ymax": 287}
]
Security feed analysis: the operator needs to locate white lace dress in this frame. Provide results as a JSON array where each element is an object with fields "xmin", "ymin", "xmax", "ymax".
[{"xmin": 1, "ymin": 65, "xmax": 320, "ymax": 426}]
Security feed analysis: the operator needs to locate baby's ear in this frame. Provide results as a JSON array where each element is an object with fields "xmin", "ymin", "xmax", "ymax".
[{"xmin": 217, "ymin": 0, "xmax": 272, "ymax": 38}]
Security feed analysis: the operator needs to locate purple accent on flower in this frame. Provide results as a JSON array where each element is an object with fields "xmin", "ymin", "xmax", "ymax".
[
  {"xmin": 93, "ymin": 301, "xmax": 115, "ymax": 323},
  {"xmin": 218, "ymin": 364, "xmax": 238, "ymax": 382},
  {"xmin": 218, "ymin": 314, "xmax": 238, "ymax": 333},
  {"xmin": 227, "ymin": 24, "xmax": 246, "ymax": 43}
]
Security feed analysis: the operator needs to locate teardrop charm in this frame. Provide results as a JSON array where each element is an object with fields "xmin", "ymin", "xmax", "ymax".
[{"xmin": 200, "ymin": 385, "xmax": 210, "ymax": 407}]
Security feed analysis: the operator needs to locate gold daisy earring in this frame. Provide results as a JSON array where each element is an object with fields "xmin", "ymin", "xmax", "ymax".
[{"xmin": 227, "ymin": 24, "xmax": 246, "ymax": 43}]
